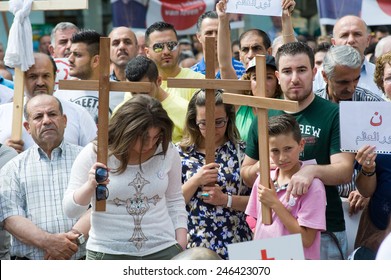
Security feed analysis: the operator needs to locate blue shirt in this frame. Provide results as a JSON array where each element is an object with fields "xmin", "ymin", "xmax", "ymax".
[
  {"xmin": 0, "ymin": 75, "xmax": 13, "ymax": 89},
  {"xmin": 191, "ymin": 57, "xmax": 245, "ymax": 79}
]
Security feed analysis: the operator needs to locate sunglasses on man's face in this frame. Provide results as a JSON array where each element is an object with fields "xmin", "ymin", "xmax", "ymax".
[{"xmin": 151, "ymin": 41, "xmax": 179, "ymax": 53}]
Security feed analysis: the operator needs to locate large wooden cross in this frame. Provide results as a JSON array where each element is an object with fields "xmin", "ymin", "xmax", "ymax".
[
  {"xmin": 60, "ymin": 37, "xmax": 152, "ymax": 211},
  {"xmin": 0, "ymin": 0, "xmax": 88, "ymax": 140},
  {"xmin": 223, "ymin": 55, "xmax": 298, "ymax": 224},
  {"xmin": 168, "ymin": 40, "xmax": 299, "ymax": 224}
]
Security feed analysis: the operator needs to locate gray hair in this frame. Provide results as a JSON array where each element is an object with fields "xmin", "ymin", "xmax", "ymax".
[
  {"xmin": 322, "ymin": 45, "xmax": 362, "ymax": 80},
  {"xmin": 50, "ymin": 22, "xmax": 79, "ymax": 46},
  {"xmin": 375, "ymin": 35, "xmax": 391, "ymax": 59}
]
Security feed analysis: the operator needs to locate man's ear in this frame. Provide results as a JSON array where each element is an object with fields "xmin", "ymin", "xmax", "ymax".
[
  {"xmin": 91, "ymin": 54, "xmax": 100, "ymax": 69},
  {"xmin": 267, "ymin": 47, "xmax": 272, "ymax": 55},
  {"xmin": 23, "ymin": 121, "xmax": 31, "ymax": 135},
  {"xmin": 275, "ymin": 70, "xmax": 280, "ymax": 84},
  {"xmin": 157, "ymin": 75, "xmax": 162, "ymax": 87},
  {"xmin": 321, "ymin": 70, "xmax": 328, "ymax": 84},
  {"xmin": 63, "ymin": 114, "xmax": 67, "ymax": 128},
  {"xmin": 48, "ymin": 44, "xmax": 55, "ymax": 57},
  {"xmin": 312, "ymin": 66, "xmax": 317, "ymax": 81}
]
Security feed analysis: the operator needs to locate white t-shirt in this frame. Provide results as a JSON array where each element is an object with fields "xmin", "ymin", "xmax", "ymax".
[
  {"xmin": 54, "ymin": 89, "xmax": 125, "ymax": 124},
  {"xmin": 63, "ymin": 142, "xmax": 188, "ymax": 256},
  {"xmin": 0, "ymin": 84, "xmax": 13, "ymax": 105}
]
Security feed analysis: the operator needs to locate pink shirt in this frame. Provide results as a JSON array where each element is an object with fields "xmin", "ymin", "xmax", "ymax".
[{"xmin": 246, "ymin": 164, "xmax": 327, "ymax": 259}]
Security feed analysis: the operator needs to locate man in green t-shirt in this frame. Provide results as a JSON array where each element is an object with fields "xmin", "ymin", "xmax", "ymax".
[{"xmin": 241, "ymin": 42, "xmax": 355, "ymax": 260}]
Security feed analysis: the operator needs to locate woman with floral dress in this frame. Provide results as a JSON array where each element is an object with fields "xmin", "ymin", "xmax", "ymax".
[{"xmin": 176, "ymin": 89, "xmax": 253, "ymax": 259}]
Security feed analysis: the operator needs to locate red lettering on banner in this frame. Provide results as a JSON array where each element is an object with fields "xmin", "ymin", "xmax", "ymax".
[
  {"xmin": 377, "ymin": 0, "xmax": 391, "ymax": 16},
  {"xmin": 260, "ymin": 249, "xmax": 275, "ymax": 260}
]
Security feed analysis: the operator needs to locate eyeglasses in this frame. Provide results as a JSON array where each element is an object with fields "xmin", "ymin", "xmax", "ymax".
[
  {"xmin": 151, "ymin": 41, "xmax": 179, "ymax": 53},
  {"xmin": 95, "ymin": 167, "xmax": 108, "ymax": 183},
  {"xmin": 96, "ymin": 184, "xmax": 109, "ymax": 201},
  {"xmin": 196, "ymin": 118, "xmax": 228, "ymax": 130}
]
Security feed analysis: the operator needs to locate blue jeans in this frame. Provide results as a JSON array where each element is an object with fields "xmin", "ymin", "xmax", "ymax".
[{"xmin": 320, "ymin": 231, "xmax": 348, "ymax": 260}]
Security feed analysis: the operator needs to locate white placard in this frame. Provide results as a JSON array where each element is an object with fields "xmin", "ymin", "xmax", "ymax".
[
  {"xmin": 226, "ymin": 0, "xmax": 282, "ymax": 16},
  {"xmin": 228, "ymin": 234, "xmax": 305, "ymax": 260},
  {"xmin": 340, "ymin": 101, "xmax": 391, "ymax": 154}
]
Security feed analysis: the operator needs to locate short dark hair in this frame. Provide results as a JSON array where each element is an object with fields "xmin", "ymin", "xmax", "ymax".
[
  {"xmin": 32, "ymin": 53, "xmax": 57, "ymax": 79},
  {"xmin": 145, "ymin": 22, "xmax": 177, "ymax": 46},
  {"xmin": 71, "ymin": 29, "xmax": 101, "ymax": 56},
  {"xmin": 268, "ymin": 114, "xmax": 301, "ymax": 143},
  {"xmin": 125, "ymin": 56, "xmax": 158, "ymax": 83},
  {"xmin": 314, "ymin": 42, "xmax": 331, "ymax": 54},
  {"xmin": 24, "ymin": 95, "xmax": 63, "ymax": 120},
  {"xmin": 275, "ymin": 41, "xmax": 314, "ymax": 70},
  {"xmin": 196, "ymin": 11, "xmax": 218, "ymax": 33},
  {"xmin": 239, "ymin": 29, "xmax": 271, "ymax": 50}
]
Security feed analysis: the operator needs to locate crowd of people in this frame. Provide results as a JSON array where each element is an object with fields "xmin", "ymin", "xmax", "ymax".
[{"xmin": 0, "ymin": 0, "xmax": 390, "ymax": 260}]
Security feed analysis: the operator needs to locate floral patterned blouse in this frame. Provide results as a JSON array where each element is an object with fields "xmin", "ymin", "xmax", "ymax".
[{"xmin": 176, "ymin": 140, "xmax": 253, "ymax": 259}]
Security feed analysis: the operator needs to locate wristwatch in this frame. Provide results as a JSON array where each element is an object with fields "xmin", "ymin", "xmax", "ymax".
[
  {"xmin": 227, "ymin": 192, "xmax": 232, "ymax": 208},
  {"xmin": 71, "ymin": 228, "xmax": 86, "ymax": 245},
  {"xmin": 76, "ymin": 233, "xmax": 86, "ymax": 245}
]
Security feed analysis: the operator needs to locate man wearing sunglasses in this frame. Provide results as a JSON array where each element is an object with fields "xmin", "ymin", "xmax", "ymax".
[
  {"xmin": 0, "ymin": 94, "xmax": 88, "ymax": 260},
  {"xmin": 144, "ymin": 21, "xmax": 204, "ymax": 102}
]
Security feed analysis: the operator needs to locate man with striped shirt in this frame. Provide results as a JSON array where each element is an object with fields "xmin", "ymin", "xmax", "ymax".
[
  {"xmin": 315, "ymin": 45, "xmax": 385, "ymax": 217},
  {"xmin": 0, "ymin": 94, "xmax": 87, "ymax": 260}
]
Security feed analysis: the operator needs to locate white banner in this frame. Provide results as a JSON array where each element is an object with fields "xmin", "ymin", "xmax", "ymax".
[
  {"xmin": 340, "ymin": 101, "xmax": 391, "ymax": 154},
  {"xmin": 362, "ymin": 0, "xmax": 391, "ymax": 25},
  {"xmin": 226, "ymin": 0, "xmax": 282, "ymax": 16},
  {"xmin": 227, "ymin": 234, "xmax": 305, "ymax": 260}
]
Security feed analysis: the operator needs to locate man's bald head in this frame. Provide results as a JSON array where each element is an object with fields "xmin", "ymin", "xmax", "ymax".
[{"xmin": 332, "ymin": 15, "xmax": 370, "ymax": 58}]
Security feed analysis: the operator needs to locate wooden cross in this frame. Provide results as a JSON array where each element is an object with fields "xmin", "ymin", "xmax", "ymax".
[
  {"xmin": 59, "ymin": 37, "xmax": 152, "ymax": 211},
  {"xmin": 168, "ymin": 36, "xmax": 251, "ymax": 164},
  {"xmin": 0, "ymin": 0, "xmax": 88, "ymax": 140},
  {"xmin": 169, "ymin": 41, "xmax": 299, "ymax": 224},
  {"xmin": 223, "ymin": 55, "xmax": 298, "ymax": 224}
]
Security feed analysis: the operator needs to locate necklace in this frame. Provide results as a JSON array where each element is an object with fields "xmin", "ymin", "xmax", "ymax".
[
  {"xmin": 273, "ymin": 179, "xmax": 288, "ymax": 193},
  {"xmin": 272, "ymin": 168, "xmax": 289, "ymax": 193}
]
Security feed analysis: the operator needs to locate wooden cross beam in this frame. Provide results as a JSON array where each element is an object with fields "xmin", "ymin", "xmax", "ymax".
[
  {"xmin": 0, "ymin": 0, "xmax": 88, "ymax": 140},
  {"xmin": 168, "ymin": 36, "xmax": 251, "ymax": 165},
  {"xmin": 60, "ymin": 37, "xmax": 152, "ymax": 211},
  {"xmin": 223, "ymin": 55, "xmax": 299, "ymax": 224}
]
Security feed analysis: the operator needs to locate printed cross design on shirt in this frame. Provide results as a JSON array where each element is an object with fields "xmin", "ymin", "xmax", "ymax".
[{"xmin": 113, "ymin": 172, "xmax": 161, "ymax": 250}]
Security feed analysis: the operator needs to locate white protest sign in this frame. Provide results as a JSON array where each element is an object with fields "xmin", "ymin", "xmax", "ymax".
[
  {"xmin": 227, "ymin": 234, "xmax": 304, "ymax": 260},
  {"xmin": 226, "ymin": 0, "xmax": 282, "ymax": 16},
  {"xmin": 340, "ymin": 102, "xmax": 391, "ymax": 154}
]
